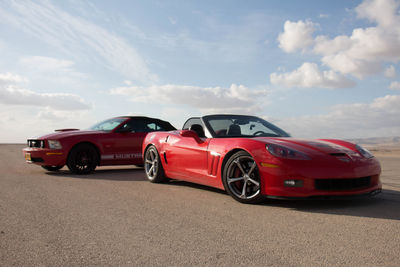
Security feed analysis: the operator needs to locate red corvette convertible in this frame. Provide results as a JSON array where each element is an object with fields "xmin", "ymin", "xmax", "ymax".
[
  {"xmin": 142, "ymin": 114, "xmax": 381, "ymax": 203},
  {"xmin": 23, "ymin": 116, "xmax": 175, "ymax": 174}
]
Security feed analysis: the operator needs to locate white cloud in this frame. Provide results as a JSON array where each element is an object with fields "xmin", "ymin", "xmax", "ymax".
[
  {"xmin": 19, "ymin": 56, "xmax": 87, "ymax": 84},
  {"xmin": 315, "ymin": 0, "xmax": 400, "ymax": 79},
  {"xmin": 0, "ymin": 72, "xmax": 91, "ymax": 110},
  {"xmin": 313, "ymin": 35, "xmax": 352, "ymax": 56},
  {"xmin": 0, "ymin": 1, "xmax": 157, "ymax": 84},
  {"xmin": 384, "ymin": 65, "xmax": 396, "ymax": 78},
  {"xmin": 356, "ymin": 0, "xmax": 400, "ymax": 28},
  {"xmin": 36, "ymin": 107, "xmax": 90, "ymax": 122},
  {"xmin": 277, "ymin": 95, "xmax": 400, "ymax": 138},
  {"xmin": 276, "ymin": 0, "xmax": 400, "ymax": 80},
  {"xmin": 110, "ymin": 84, "xmax": 266, "ymax": 113},
  {"xmin": 318, "ymin": 27, "xmax": 400, "ymax": 78},
  {"xmin": 155, "ymin": 13, "xmax": 278, "ymax": 63},
  {"xmin": 0, "ymin": 104, "xmax": 94, "ymax": 143},
  {"xmin": 0, "ymin": 72, "xmax": 28, "ymax": 85},
  {"xmin": 270, "ymin": 62, "xmax": 356, "ymax": 88},
  {"xmin": 277, "ymin": 20, "xmax": 316, "ymax": 53},
  {"xmin": 20, "ymin": 56, "xmax": 74, "ymax": 73},
  {"xmin": 389, "ymin": 81, "xmax": 400, "ymax": 90}
]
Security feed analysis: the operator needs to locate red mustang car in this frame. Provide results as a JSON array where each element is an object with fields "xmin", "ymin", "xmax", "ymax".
[
  {"xmin": 142, "ymin": 114, "xmax": 381, "ymax": 203},
  {"xmin": 23, "ymin": 116, "xmax": 175, "ymax": 174}
]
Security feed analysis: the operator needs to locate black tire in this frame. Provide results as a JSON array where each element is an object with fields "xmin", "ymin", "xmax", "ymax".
[
  {"xmin": 144, "ymin": 145, "xmax": 166, "ymax": 183},
  {"xmin": 222, "ymin": 151, "xmax": 264, "ymax": 204},
  {"xmin": 41, "ymin": 165, "xmax": 64, "ymax": 171},
  {"xmin": 67, "ymin": 144, "xmax": 98, "ymax": 174}
]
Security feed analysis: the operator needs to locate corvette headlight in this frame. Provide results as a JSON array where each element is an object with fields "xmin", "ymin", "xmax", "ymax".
[
  {"xmin": 355, "ymin": 144, "xmax": 374, "ymax": 158},
  {"xmin": 48, "ymin": 140, "xmax": 62, "ymax": 149},
  {"xmin": 266, "ymin": 144, "xmax": 310, "ymax": 160}
]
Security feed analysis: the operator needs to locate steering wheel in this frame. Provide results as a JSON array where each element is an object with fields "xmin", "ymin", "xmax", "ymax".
[{"xmin": 253, "ymin": 131, "xmax": 265, "ymax": 136}]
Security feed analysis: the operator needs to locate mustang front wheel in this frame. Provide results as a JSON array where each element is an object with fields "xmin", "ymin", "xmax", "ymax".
[
  {"xmin": 223, "ymin": 151, "xmax": 264, "ymax": 204},
  {"xmin": 67, "ymin": 144, "xmax": 98, "ymax": 174},
  {"xmin": 144, "ymin": 145, "xmax": 166, "ymax": 183}
]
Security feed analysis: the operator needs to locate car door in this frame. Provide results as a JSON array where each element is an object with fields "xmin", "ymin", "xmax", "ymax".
[
  {"xmin": 100, "ymin": 118, "xmax": 147, "ymax": 165},
  {"xmin": 165, "ymin": 119, "xmax": 210, "ymax": 182}
]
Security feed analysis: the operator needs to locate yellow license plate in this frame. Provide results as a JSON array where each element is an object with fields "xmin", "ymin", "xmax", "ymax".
[{"xmin": 25, "ymin": 153, "xmax": 31, "ymax": 161}]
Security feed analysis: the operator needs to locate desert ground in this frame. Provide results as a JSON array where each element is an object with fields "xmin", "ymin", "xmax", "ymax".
[{"xmin": 0, "ymin": 144, "xmax": 399, "ymax": 266}]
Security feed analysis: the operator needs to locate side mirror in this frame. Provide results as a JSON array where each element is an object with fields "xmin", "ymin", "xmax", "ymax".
[{"xmin": 179, "ymin": 130, "xmax": 202, "ymax": 143}]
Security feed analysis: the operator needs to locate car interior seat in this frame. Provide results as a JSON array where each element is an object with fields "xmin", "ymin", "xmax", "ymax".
[
  {"xmin": 227, "ymin": 124, "xmax": 241, "ymax": 136},
  {"xmin": 215, "ymin": 129, "xmax": 227, "ymax": 136},
  {"xmin": 190, "ymin": 124, "xmax": 205, "ymax": 138}
]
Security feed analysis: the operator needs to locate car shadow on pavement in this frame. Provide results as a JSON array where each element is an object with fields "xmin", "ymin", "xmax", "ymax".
[
  {"xmin": 45, "ymin": 168, "xmax": 147, "ymax": 182},
  {"xmin": 164, "ymin": 180, "xmax": 400, "ymax": 221},
  {"xmin": 167, "ymin": 180, "xmax": 227, "ymax": 194},
  {"xmin": 263, "ymin": 189, "xmax": 400, "ymax": 221}
]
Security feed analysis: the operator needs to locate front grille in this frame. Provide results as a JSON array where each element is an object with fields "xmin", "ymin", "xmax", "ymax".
[
  {"xmin": 31, "ymin": 157, "xmax": 44, "ymax": 163},
  {"xmin": 27, "ymin": 139, "xmax": 45, "ymax": 148},
  {"xmin": 315, "ymin": 176, "xmax": 371, "ymax": 191}
]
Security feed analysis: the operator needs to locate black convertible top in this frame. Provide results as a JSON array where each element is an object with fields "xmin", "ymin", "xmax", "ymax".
[{"xmin": 117, "ymin": 116, "xmax": 176, "ymax": 131}]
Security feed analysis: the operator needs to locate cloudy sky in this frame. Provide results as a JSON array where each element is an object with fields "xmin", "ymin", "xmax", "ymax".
[{"xmin": 1, "ymin": 0, "xmax": 400, "ymax": 142}]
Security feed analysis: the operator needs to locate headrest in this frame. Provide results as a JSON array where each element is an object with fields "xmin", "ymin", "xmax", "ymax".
[{"xmin": 190, "ymin": 124, "xmax": 205, "ymax": 138}]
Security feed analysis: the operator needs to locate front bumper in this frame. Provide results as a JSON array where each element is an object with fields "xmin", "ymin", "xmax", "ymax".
[
  {"xmin": 23, "ymin": 147, "xmax": 66, "ymax": 166},
  {"xmin": 258, "ymin": 157, "xmax": 382, "ymax": 198},
  {"xmin": 265, "ymin": 188, "xmax": 382, "ymax": 200}
]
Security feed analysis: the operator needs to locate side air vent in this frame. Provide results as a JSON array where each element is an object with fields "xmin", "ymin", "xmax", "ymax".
[{"xmin": 163, "ymin": 152, "xmax": 168, "ymax": 164}]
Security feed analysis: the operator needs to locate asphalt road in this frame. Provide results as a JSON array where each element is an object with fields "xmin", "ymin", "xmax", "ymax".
[{"xmin": 1, "ymin": 144, "xmax": 399, "ymax": 266}]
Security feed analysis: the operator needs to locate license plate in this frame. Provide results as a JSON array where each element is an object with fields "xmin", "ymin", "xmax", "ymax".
[{"xmin": 25, "ymin": 153, "xmax": 31, "ymax": 161}]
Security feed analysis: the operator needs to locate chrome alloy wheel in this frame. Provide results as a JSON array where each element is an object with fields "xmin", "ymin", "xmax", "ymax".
[
  {"xmin": 226, "ymin": 155, "xmax": 260, "ymax": 200},
  {"xmin": 145, "ymin": 147, "xmax": 159, "ymax": 180}
]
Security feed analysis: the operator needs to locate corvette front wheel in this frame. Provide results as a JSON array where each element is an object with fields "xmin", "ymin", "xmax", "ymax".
[
  {"xmin": 223, "ymin": 151, "xmax": 264, "ymax": 204},
  {"xmin": 144, "ymin": 145, "xmax": 166, "ymax": 183}
]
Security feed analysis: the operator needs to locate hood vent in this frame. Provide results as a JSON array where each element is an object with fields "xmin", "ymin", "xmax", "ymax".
[{"xmin": 55, "ymin": 128, "xmax": 79, "ymax": 132}]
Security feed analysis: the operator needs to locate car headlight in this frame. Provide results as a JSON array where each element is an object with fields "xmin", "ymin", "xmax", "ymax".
[
  {"xmin": 266, "ymin": 144, "xmax": 310, "ymax": 160},
  {"xmin": 355, "ymin": 144, "xmax": 374, "ymax": 158},
  {"xmin": 48, "ymin": 140, "xmax": 62, "ymax": 149}
]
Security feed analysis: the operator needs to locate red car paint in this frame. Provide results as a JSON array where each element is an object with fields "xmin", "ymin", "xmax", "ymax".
[
  {"xmin": 23, "ymin": 116, "xmax": 175, "ymax": 173},
  {"xmin": 142, "ymin": 115, "xmax": 381, "ymax": 199}
]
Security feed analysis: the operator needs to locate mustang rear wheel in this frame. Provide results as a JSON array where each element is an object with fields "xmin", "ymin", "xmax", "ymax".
[
  {"xmin": 67, "ymin": 144, "xmax": 98, "ymax": 174},
  {"xmin": 223, "ymin": 151, "xmax": 264, "ymax": 204},
  {"xmin": 144, "ymin": 145, "xmax": 166, "ymax": 183},
  {"xmin": 41, "ymin": 165, "xmax": 64, "ymax": 171}
]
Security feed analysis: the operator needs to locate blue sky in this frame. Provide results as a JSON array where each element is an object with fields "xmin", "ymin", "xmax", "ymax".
[{"xmin": 0, "ymin": 0, "xmax": 399, "ymax": 142}]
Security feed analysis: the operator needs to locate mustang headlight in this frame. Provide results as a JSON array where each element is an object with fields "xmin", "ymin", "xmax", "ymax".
[
  {"xmin": 266, "ymin": 144, "xmax": 310, "ymax": 160},
  {"xmin": 48, "ymin": 140, "xmax": 62, "ymax": 149},
  {"xmin": 355, "ymin": 144, "xmax": 374, "ymax": 158}
]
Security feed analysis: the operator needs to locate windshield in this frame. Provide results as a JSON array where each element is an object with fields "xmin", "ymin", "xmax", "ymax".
[
  {"xmin": 203, "ymin": 115, "xmax": 290, "ymax": 138},
  {"xmin": 88, "ymin": 118, "xmax": 127, "ymax": 132}
]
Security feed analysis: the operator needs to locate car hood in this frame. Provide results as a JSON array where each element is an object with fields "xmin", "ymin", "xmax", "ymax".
[
  {"xmin": 35, "ymin": 129, "xmax": 106, "ymax": 140},
  {"xmin": 253, "ymin": 137, "xmax": 358, "ymax": 156}
]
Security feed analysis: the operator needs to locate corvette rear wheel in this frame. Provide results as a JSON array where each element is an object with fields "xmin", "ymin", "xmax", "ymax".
[
  {"xmin": 41, "ymin": 165, "xmax": 64, "ymax": 171},
  {"xmin": 144, "ymin": 145, "xmax": 166, "ymax": 183},
  {"xmin": 223, "ymin": 151, "xmax": 264, "ymax": 204},
  {"xmin": 67, "ymin": 144, "xmax": 98, "ymax": 174}
]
